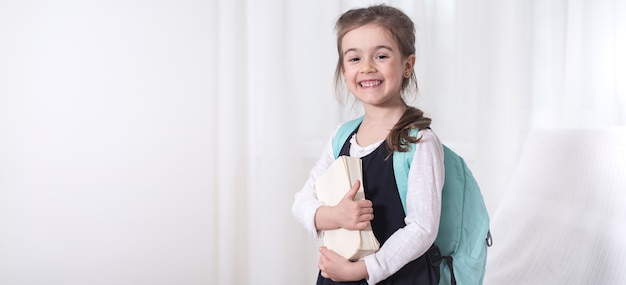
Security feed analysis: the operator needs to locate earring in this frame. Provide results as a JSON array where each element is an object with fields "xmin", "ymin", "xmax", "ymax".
[{"xmin": 404, "ymin": 71, "xmax": 411, "ymax": 78}]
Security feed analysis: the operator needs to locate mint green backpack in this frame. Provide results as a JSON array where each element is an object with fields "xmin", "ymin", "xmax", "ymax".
[{"xmin": 332, "ymin": 116, "xmax": 492, "ymax": 285}]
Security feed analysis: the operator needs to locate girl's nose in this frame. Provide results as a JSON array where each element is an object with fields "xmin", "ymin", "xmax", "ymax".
[{"xmin": 359, "ymin": 59, "xmax": 376, "ymax": 73}]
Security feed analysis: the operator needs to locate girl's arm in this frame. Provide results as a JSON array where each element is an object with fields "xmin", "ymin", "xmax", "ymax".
[{"xmin": 363, "ymin": 129, "xmax": 445, "ymax": 284}]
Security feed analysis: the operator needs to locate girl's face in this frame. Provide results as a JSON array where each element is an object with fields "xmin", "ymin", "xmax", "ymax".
[{"xmin": 341, "ymin": 24, "xmax": 415, "ymax": 108}]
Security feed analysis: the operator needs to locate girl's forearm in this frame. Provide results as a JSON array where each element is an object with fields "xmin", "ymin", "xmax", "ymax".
[
  {"xmin": 314, "ymin": 206, "xmax": 340, "ymax": 230},
  {"xmin": 351, "ymin": 260, "xmax": 369, "ymax": 281}
]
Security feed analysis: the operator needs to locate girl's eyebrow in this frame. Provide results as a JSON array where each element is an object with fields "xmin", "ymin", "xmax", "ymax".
[
  {"xmin": 374, "ymin": 45, "xmax": 393, "ymax": 52},
  {"xmin": 343, "ymin": 48, "xmax": 358, "ymax": 55},
  {"xmin": 343, "ymin": 45, "xmax": 393, "ymax": 55}
]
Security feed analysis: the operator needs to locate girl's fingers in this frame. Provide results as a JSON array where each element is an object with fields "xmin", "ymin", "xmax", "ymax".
[
  {"xmin": 359, "ymin": 213, "xmax": 374, "ymax": 222},
  {"xmin": 360, "ymin": 207, "xmax": 374, "ymax": 214}
]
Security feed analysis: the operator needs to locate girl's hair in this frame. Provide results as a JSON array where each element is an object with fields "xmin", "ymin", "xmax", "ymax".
[{"xmin": 334, "ymin": 4, "xmax": 431, "ymax": 153}]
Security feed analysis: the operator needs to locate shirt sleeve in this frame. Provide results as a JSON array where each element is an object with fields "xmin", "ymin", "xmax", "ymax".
[
  {"xmin": 364, "ymin": 129, "xmax": 445, "ymax": 284},
  {"xmin": 291, "ymin": 127, "xmax": 340, "ymax": 239}
]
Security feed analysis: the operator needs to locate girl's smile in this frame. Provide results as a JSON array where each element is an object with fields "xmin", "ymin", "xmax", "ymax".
[{"xmin": 359, "ymin": 80, "xmax": 382, "ymax": 88}]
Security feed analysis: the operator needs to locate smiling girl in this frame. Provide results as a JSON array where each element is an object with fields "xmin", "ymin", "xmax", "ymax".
[{"xmin": 293, "ymin": 5, "xmax": 445, "ymax": 285}]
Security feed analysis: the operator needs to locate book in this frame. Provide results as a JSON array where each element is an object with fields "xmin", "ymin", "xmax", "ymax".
[{"xmin": 314, "ymin": 155, "xmax": 380, "ymax": 261}]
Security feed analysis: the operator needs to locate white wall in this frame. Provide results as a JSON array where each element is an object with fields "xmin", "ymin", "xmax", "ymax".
[{"xmin": 0, "ymin": 1, "xmax": 216, "ymax": 284}]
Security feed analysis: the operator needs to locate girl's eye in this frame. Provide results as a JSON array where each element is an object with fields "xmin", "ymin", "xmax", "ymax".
[
  {"xmin": 347, "ymin": 57, "xmax": 360, "ymax": 62},
  {"xmin": 375, "ymin": 55, "xmax": 388, "ymax": 60}
]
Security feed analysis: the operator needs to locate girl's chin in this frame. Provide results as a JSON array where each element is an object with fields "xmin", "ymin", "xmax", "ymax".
[
  {"xmin": 354, "ymin": 92, "xmax": 404, "ymax": 104},
  {"xmin": 356, "ymin": 98, "xmax": 401, "ymax": 107}
]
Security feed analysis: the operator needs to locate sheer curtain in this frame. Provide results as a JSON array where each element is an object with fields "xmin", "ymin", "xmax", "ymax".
[{"xmin": 0, "ymin": 0, "xmax": 624, "ymax": 284}]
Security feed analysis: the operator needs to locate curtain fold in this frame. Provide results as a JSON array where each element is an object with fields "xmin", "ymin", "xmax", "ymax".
[{"xmin": 216, "ymin": 0, "xmax": 249, "ymax": 283}]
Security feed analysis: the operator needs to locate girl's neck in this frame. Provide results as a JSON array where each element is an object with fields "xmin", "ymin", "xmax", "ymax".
[
  {"xmin": 355, "ymin": 103, "xmax": 406, "ymax": 147},
  {"xmin": 362, "ymin": 103, "xmax": 406, "ymax": 127}
]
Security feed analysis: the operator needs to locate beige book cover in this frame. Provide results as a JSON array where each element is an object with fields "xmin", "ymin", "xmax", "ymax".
[{"xmin": 314, "ymin": 155, "xmax": 380, "ymax": 261}]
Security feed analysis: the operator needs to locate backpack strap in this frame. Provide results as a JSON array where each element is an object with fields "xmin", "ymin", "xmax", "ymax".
[
  {"xmin": 332, "ymin": 116, "xmax": 364, "ymax": 159},
  {"xmin": 442, "ymin": 256, "xmax": 456, "ymax": 285}
]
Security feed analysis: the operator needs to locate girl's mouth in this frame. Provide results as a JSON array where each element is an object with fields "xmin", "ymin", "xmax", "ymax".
[{"xmin": 359, "ymin": 80, "xmax": 382, "ymax": 88}]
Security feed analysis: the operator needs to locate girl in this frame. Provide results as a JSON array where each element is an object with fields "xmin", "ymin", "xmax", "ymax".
[{"xmin": 292, "ymin": 5, "xmax": 445, "ymax": 285}]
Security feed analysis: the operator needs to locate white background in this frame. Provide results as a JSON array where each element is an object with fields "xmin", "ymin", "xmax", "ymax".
[{"xmin": 1, "ymin": 0, "xmax": 624, "ymax": 284}]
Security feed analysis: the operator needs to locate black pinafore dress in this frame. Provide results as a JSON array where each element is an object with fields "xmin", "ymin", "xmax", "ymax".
[{"xmin": 317, "ymin": 130, "xmax": 440, "ymax": 285}]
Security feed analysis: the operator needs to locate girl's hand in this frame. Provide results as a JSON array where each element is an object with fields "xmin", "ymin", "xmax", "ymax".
[
  {"xmin": 318, "ymin": 246, "xmax": 368, "ymax": 282},
  {"xmin": 313, "ymin": 180, "xmax": 374, "ymax": 231},
  {"xmin": 334, "ymin": 180, "xmax": 374, "ymax": 230}
]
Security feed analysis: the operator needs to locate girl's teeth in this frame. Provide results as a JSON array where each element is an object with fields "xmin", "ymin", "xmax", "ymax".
[{"xmin": 361, "ymin": 80, "xmax": 381, "ymax": 87}]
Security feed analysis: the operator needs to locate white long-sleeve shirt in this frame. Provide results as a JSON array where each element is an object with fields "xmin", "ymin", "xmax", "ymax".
[{"xmin": 292, "ymin": 125, "xmax": 445, "ymax": 284}]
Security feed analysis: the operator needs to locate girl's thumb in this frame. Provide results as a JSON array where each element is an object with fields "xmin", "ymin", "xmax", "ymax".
[{"xmin": 343, "ymin": 180, "xmax": 361, "ymax": 200}]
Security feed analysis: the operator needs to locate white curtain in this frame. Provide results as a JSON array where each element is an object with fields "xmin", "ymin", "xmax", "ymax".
[{"xmin": 0, "ymin": 0, "xmax": 624, "ymax": 285}]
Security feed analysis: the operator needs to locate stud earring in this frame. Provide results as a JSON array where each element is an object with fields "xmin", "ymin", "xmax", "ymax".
[{"xmin": 404, "ymin": 71, "xmax": 411, "ymax": 78}]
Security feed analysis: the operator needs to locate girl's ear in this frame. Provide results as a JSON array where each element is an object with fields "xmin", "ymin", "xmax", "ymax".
[{"xmin": 404, "ymin": 54, "xmax": 416, "ymax": 73}]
